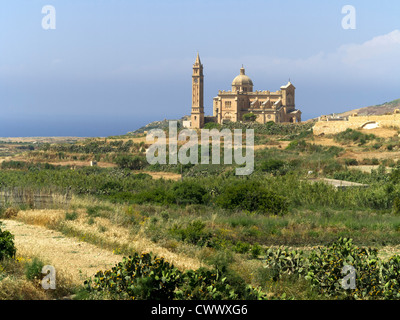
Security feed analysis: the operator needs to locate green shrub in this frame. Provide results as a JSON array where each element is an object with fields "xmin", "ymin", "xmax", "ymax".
[
  {"xmin": 84, "ymin": 252, "xmax": 267, "ymax": 300},
  {"xmin": 170, "ymin": 181, "xmax": 209, "ymax": 205},
  {"xmin": 242, "ymin": 113, "xmax": 257, "ymax": 122},
  {"xmin": 344, "ymin": 159, "xmax": 359, "ymax": 166},
  {"xmin": 393, "ymin": 198, "xmax": 400, "ymax": 215},
  {"xmin": 160, "ymin": 211, "xmax": 170, "ymax": 222},
  {"xmin": 65, "ymin": 211, "xmax": 79, "ymax": 221},
  {"xmin": 215, "ymin": 181, "xmax": 288, "ymax": 215},
  {"xmin": 98, "ymin": 181, "xmax": 124, "ymax": 195},
  {"xmin": 305, "ymin": 238, "xmax": 380, "ymax": 298},
  {"xmin": 250, "ymin": 244, "xmax": 263, "ymax": 258},
  {"xmin": 286, "ymin": 139, "xmax": 308, "ymax": 151},
  {"xmin": 265, "ymin": 247, "xmax": 306, "ymax": 281},
  {"xmin": 0, "ymin": 225, "xmax": 16, "ymax": 260},
  {"xmin": 264, "ymin": 238, "xmax": 400, "ymax": 300},
  {"xmin": 387, "ymin": 144, "xmax": 395, "ymax": 151},
  {"xmin": 260, "ymin": 159, "xmax": 286, "ymax": 175},
  {"xmin": 84, "ymin": 253, "xmax": 181, "ymax": 300},
  {"xmin": 234, "ymin": 241, "xmax": 251, "ymax": 254},
  {"xmin": 334, "ymin": 129, "xmax": 377, "ymax": 145},
  {"xmin": 169, "ymin": 220, "xmax": 212, "ymax": 246},
  {"xmin": 286, "ymin": 140, "xmax": 343, "ymax": 157},
  {"xmin": 390, "ymin": 168, "xmax": 400, "ymax": 184},
  {"xmin": 132, "ymin": 187, "xmax": 170, "ymax": 205},
  {"xmin": 25, "ymin": 257, "xmax": 45, "ymax": 281},
  {"xmin": 176, "ymin": 267, "xmax": 264, "ymax": 300},
  {"xmin": 204, "ymin": 122, "xmax": 222, "ymax": 130},
  {"xmin": 115, "ymin": 155, "xmax": 147, "ymax": 170}
]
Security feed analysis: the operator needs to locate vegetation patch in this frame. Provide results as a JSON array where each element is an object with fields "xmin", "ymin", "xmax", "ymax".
[
  {"xmin": 334, "ymin": 129, "xmax": 378, "ymax": 145},
  {"xmin": 84, "ymin": 252, "xmax": 266, "ymax": 300}
]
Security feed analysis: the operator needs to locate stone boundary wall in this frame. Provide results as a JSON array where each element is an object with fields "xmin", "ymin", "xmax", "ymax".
[{"xmin": 313, "ymin": 114, "xmax": 400, "ymax": 135}]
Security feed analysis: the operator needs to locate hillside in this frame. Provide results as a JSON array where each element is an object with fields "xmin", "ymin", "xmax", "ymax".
[
  {"xmin": 129, "ymin": 116, "xmax": 190, "ymax": 134},
  {"xmin": 334, "ymin": 98, "xmax": 400, "ymax": 117}
]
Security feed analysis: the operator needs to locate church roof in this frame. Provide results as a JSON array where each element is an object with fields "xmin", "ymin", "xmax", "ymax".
[
  {"xmin": 280, "ymin": 81, "xmax": 295, "ymax": 89},
  {"xmin": 232, "ymin": 67, "xmax": 253, "ymax": 86}
]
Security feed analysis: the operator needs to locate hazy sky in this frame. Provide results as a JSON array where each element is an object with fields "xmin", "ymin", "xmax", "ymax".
[{"xmin": 1, "ymin": 0, "xmax": 400, "ymax": 136}]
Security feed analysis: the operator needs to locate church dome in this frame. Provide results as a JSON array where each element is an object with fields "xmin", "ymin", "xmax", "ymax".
[{"xmin": 232, "ymin": 67, "xmax": 253, "ymax": 87}]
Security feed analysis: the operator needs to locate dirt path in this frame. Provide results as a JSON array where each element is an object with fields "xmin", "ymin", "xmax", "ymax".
[{"xmin": 1, "ymin": 219, "xmax": 123, "ymax": 285}]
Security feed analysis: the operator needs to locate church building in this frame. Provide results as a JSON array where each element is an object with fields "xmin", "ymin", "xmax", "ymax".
[{"xmin": 190, "ymin": 53, "xmax": 302, "ymax": 129}]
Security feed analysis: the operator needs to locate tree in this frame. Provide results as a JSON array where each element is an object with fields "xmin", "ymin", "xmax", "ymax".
[
  {"xmin": 242, "ymin": 113, "xmax": 257, "ymax": 122},
  {"xmin": 0, "ymin": 224, "xmax": 16, "ymax": 260}
]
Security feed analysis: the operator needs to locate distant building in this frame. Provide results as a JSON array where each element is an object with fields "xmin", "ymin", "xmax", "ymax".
[
  {"xmin": 182, "ymin": 120, "xmax": 192, "ymax": 128},
  {"xmin": 190, "ymin": 53, "xmax": 302, "ymax": 129}
]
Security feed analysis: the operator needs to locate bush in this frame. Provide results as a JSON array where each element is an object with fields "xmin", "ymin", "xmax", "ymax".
[
  {"xmin": 305, "ymin": 238, "xmax": 380, "ymax": 298},
  {"xmin": 170, "ymin": 181, "xmax": 209, "ymax": 205},
  {"xmin": 250, "ymin": 244, "xmax": 263, "ymax": 258},
  {"xmin": 260, "ymin": 159, "xmax": 286, "ymax": 175},
  {"xmin": 233, "ymin": 241, "xmax": 251, "ymax": 254},
  {"xmin": 176, "ymin": 267, "xmax": 263, "ymax": 300},
  {"xmin": 86, "ymin": 206, "xmax": 102, "ymax": 217},
  {"xmin": 393, "ymin": 198, "xmax": 400, "ymax": 215},
  {"xmin": 0, "ymin": 225, "xmax": 16, "ymax": 260},
  {"xmin": 344, "ymin": 158, "xmax": 359, "ymax": 166},
  {"xmin": 362, "ymin": 158, "xmax": 380, "ymax": 165},
  {"xmin": 169, "ymin": 220, "xmax": 212, "ymax": 246},
  {"xmin": 84, "ymin": 252, "xmax": 267, "ymax": 300},
  {"xmin": 84, "ymin": 253, "xmax": 181, "ymax": 300},
  {"xmin": 242, "ymin": 113, "xmax": 257, "ymax": 122},
  {"xmin": 25, "ymin": 257, "xmax": 45, "ymax": 282},
  {"xmin": 204, "ymin": 122, "xmax": 222, "ymax": 130},
  {"xmin": 265, "ymin": 247, "xmax": 306, "ymax": 281},
  {"xmin": 132, "ymin": 187, "xmax": 170, "ymax": 205},
  {"xmin": 215, "ymin": 181, "xmax": 288, "ymax": 215},
  {"xmin": 390, "ymin": 169, "xmax": 400, "ymax": 184},
  {"xmin": 65, "ymin": 211, "xmax": 79, "ymax": 221},
  {"xmin": 334, "ymin": 129, "xmax": 377, "ymax": 145},
  {"xmin": 115, "ymin": 155, "xmax": 147, "ymax": 170},
  {"xmin": 264, "ymin": 238, "xmax": 400, "ymax": 300}
]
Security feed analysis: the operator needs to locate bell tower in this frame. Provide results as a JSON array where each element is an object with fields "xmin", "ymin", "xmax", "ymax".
[{"xmin": 191, "ymin": 53, "xmax": 204, "ymax": 129}]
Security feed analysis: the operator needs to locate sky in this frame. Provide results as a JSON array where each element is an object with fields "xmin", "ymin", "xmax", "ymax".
[{"xmin": 0, "ymin": 0, "xmax": 400, "ymax": 137}]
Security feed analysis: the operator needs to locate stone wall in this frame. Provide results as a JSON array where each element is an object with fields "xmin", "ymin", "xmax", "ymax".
[{"xmin": 313, "ymin": 114, "xmax": 400, "ymax": 135}]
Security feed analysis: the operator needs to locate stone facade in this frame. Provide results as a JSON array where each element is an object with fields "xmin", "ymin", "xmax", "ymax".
[
  {"xmin": 313, "ymin": 111, "xmax": 400, "ymax": 135},
  {"xmin": 190, "ymin": 53, "xmax": 302, "ymax": 129},
  {"xmin": 213, "ymin": 68, "xmax": 301, "ymax": 126}
]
